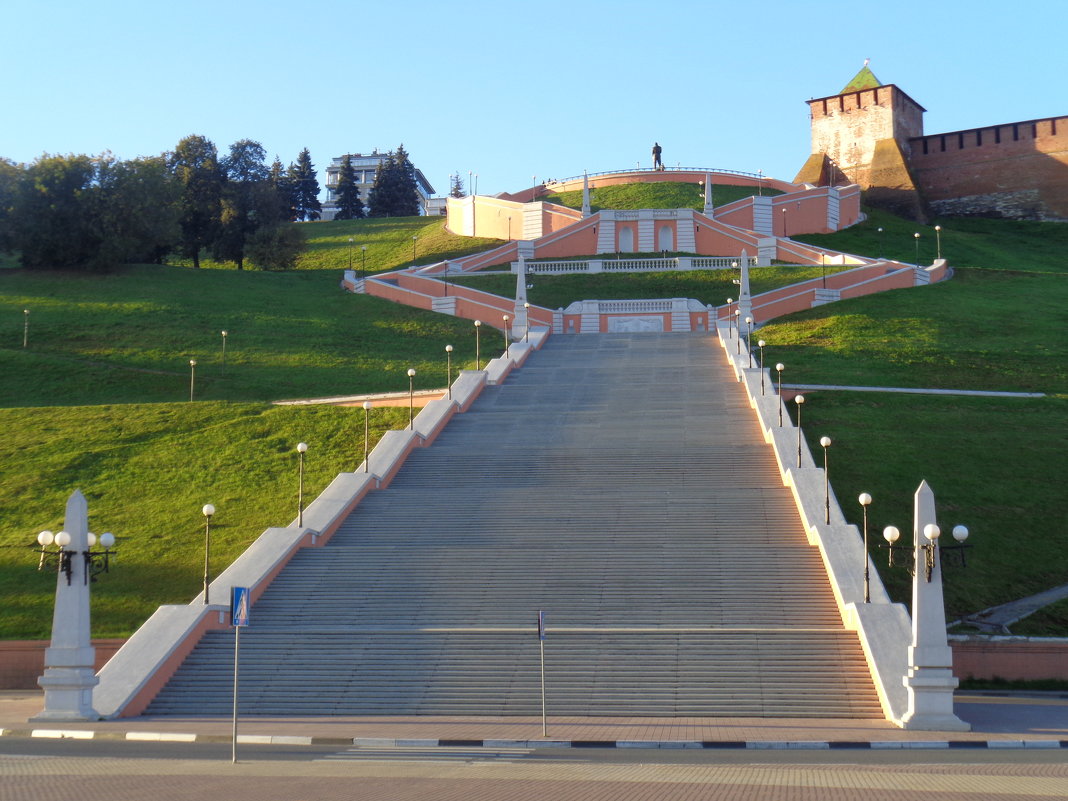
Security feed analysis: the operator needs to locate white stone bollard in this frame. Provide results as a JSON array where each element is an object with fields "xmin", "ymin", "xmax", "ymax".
[
  {"xmin": 32, "ymin": 490, "xmax": 101, "ymax": 722},
  {"xmin": 900, "ymin": 480, "xmax": 969, "ymax": 731}
]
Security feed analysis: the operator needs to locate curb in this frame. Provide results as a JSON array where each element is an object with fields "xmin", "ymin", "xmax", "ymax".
[{"xmin": 3, "ymin": 729, "xmax": 1067, "ymax": 751}]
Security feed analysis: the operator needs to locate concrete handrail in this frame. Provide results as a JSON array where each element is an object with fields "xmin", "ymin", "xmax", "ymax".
[{"xmin": 715, "ymin": 322, "xmax": 909, "ymax": 722}]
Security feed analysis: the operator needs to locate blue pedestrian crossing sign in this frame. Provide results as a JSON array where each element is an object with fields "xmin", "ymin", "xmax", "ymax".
[{"xmin": 231, "ymin": 586, "xmax": 250, "ymax": 627}]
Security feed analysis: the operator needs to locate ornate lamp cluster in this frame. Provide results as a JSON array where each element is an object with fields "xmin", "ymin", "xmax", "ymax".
[
  {"xmin": 36, "ymin": 529, "xmax": 115, "ymax": 585},
  {"xmin": 881, "ymin": 522, "xmax": 971, "ymax": 583}
]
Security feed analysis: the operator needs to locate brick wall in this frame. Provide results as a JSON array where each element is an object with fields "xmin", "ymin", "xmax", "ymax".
[{"xmin": 907, "ymin": 117, "xmax": 1068, "ymax": 220}]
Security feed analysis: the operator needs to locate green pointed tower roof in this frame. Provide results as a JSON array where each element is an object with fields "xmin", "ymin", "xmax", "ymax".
[{"xmin": 840, "ymin": 62, "xmax": 882, "ymax": 93}]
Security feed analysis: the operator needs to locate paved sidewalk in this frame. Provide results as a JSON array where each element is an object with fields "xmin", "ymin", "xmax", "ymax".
[
  {"xmin": 781, "ymin": 383, "xmax": 1044, "ymax": 398},
  {"xmin": 3, "ymin": 691, "xmax": 1065, "ymax": 750}
]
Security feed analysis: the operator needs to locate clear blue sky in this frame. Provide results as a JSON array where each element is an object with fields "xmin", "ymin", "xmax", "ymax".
[{"xmin": 3, "ymin": 0, "xmax": 1064, "ymax": 199}]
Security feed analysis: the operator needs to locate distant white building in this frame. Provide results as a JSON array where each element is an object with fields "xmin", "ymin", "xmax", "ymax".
[{"xmin": 322, "ymin": 150, "xmax": 436, "ymax": 219}]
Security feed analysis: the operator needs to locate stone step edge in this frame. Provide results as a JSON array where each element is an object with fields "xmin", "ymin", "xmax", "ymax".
[{"xmin": 4, "ymin": 728, "xmax": 1066, "ymax": 750}]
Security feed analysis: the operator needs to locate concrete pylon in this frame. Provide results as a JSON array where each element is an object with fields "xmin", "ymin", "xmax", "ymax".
[
  {"xmin": 737, "ymin": 249, "xmax": 753, "ymax": 327},
  {"xmin": 581, "ymin": 172, "xmax": 591, "ymax": 218},
  {"xmin": 703, "ymin": 172, "xmax": 714, "ymax": 216},
  {"xmin": 32, "ymin": 490, "xmax": 100, "ymax": 722},
  {"xmin": 514, "ymin": 253, "xmax": 529, "ymax": 340},
  {"xmin": 900, "ymin": 480, "xmax": 969, "ymax": 731}
]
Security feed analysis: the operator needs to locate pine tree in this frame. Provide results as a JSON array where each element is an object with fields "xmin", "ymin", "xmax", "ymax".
[
  {"xmin": 367, "ymin": 145, "xmax": 421, "ymax": 217},
  {"xmin": 333, "ymin": 155, "xmax": 365, "ymax": 220},
  {"xmin": 367, "ymin": 152, "xmax": 398, "ymax": 217},
  {"xmin": 449, "ymin": 173, "xmax": 465, "ymax": 198},
  {"xmin": 291, "ymin": 148, "xmax": 321, "ymax": 222},
  {"xmin": 268, "ymin": 157, "xmax": 296, "ymax": 222},
  {"xmin": 392, "ymin": 144, "xmax": 422, "ymax": 217}
]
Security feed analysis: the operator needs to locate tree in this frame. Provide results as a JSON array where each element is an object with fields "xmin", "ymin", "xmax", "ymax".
[
  {"xmin": 449, "ymin": 172, "xmax": 465, "ymax": 198},
  {"xmin": 392, "ymin": 144, "xmax": 422, "ymax": 217},
  {"xmin": 0, "ymin": 158, "xmax": 21, "ymax": 254},
  {"xmin": 268, "ymin": 157, "xmax": 296, "ymax": 222},
  {"xmin": 290, "ymin": 148, "xmax": 321, "ymax": 222},
  {"xmin": 92, "ymin": 154, "xmax": 180, "ymax": 266},
  {"xmin": 332, "ymin": 155, "xmax": 365, "ymax": 220},
  {"xmin": 245, "ymin": 223, "xmax": 306, "ymax": 270},
  {"xmin": 214, "ymin": 139, "xmax": 274, "ymax": 269},
  {"xmin": 170, "ymin": 135, "xmax": 222, "ymax": 269},
  {"xmin": 10, "ymin": 154, "xmax": 100, "ymax": 270},
  {"xmin": 367, "ymin": 144, "xmax": 420, "ymax": 218}
]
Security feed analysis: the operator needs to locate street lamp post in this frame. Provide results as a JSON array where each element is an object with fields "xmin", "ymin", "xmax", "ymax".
[
  {"xmin": 296, "ymin": 442, "xmax": 308, "ymax": 527},
  {"xmin": 776, "ymin": 363, "xmax": 785, "ymax": 426},
  {"xmin": 348, "ymin": 237, "xmax": 353, "ymax": 271},
  {"xmin": 202, "ymin": 503, "xmax": 215, "ymax": 604},
  {"xmin": 744, "ymin": 317, "xmax": 753, "ymax": 367},
  {"xmin": 859, "ymin": 492, "xmax": 872, "ymax": 603},
  {"xmin": 361, "ymin": 244, "xmax": 367, "ymax": 276},
  {"xmin": 820, "ymin": 436, "xmax": 832, "ymax": 523},
  {"xmin": 781, "ymin": 206, "xmax": 787, "ymax": 237},
  {"xmin": 735, "ymin": 310, "xmax": 742, "ymax": 354},
  {"xmin": 724, "ymin": 297, "xmax": 732, "ymax": 335},
  {"xmin": 407, "ymin": 368, "xmax": 416, "ymax": 429},
  {"xmin": 474, "ymin": 320, "xmax": 482, "ymax": 370},
  {"xmin": 445, "ymin": 345, "xmax": 453, "ymax": 399},
  {"xmin": 220, "ymin": 330, "xmax": 228, "ymax": 377},
  {"xmin": 502, "ymin": 314, "xmax": 511, "ymax": 350},
  {"xmin": 877, "ymin": 227, "xmax": 884, "ymax": 259},
  {"xmin": 934, "ymin": 225, "xmax": 942, "ymax": 260},
  {"xmin": 757, "ymin": 340, "xmax": 766, "ymax": 394},
  {"xmin": 524, "ymin": 302, "xmax": 530, "ymax": 342},
  {"xmin": 411, "ymin": 236, "xmax": 418, "ymax": 267},
  {"xmin": 794, "ymin": 394, "xmax": 806, "ymax": 466},
  {"xmin": 362, "ymin": 401, "xmax": 372, "ymax": 472},
  {"xmin": 914, "ymin": 232, "xmax": 921, "ymax": 267},
  {"xmin": 189, "ymin": 359, "xmax": 197, "ymax": 402},
  {"xmin": 23, "ymin": 309, "xmax": 29, "ymax": 348}
]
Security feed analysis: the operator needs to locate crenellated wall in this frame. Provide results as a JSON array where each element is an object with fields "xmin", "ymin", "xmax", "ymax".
[{"xmin": 907, "ymin": 117, "xmax": 1068, "ymax": 221}]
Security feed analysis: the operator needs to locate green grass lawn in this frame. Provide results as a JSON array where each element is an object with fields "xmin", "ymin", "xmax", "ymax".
[
  {"xmin": 543, "ymin": 181, "xmax": 781, "ymax": 212},
  {"xmin": 795, "ymin": 207, "xmax": 1068, "ymax": 274},
  {"xmin": 0, "ymin": 264, "xmax": 485, "ymax": 406},
  {"xmin": 797, "ymin": 392, "xmax": 1067, "ymax": 619},
  {"xmin": 172, "ymin": 216, "xmax": 505, "ymax": 274},
  {"xmin": 0, "ymin": 401, "xmax": 411, "ymax": 638},
  {"xmin": 3, "ymin": 196, "xmax": 1067, "ymax": 639}
]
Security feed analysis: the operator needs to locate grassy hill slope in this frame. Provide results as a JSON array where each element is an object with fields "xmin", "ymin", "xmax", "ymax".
[{"xmin": 2, "ymin": 196, "xmax": 1065, "ymax": 638}]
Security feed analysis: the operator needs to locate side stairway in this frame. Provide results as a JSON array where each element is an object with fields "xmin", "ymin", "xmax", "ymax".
[{"xmin": 146, "ymin": 333, "xmax": 882, "ymax": 718}]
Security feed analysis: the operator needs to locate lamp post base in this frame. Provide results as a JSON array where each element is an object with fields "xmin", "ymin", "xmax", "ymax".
[
  {"xmin": 31, "ymin": 666, "xmax": 100, "ymax": 722},
  {"xmin": 899, "ymin": 667, "xmax": 970, "ymax": 731}
]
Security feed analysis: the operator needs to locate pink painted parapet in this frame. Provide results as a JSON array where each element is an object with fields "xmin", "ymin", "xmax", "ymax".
[
  {"xmin": 715, "ymin": 261, "xmax": 937, "ymax": 326},
  {"xmin": 445, "ymin": 195, "xmax": 583, "ymax": 242},
  {"xmin": 364, "ymin": 269, "xmax": 555, "ymax": 332},
  {"xmin": 538, "ymin": 169, "xmax": 799, "ymax": 196},
  {"xmin": 952, "ymin": 637, "xmax": 1068, "ymax": 681}
]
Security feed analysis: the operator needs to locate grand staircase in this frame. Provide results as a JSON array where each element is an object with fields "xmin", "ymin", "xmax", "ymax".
[{"xmin": 147, "ymin": 333, "xmax": 881, "ymax": 717}]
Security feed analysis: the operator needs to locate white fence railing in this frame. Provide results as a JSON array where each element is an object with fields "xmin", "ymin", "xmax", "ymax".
[{"xmin": 519, "ymin": 256, "xmax": 758, "ymax": 275}]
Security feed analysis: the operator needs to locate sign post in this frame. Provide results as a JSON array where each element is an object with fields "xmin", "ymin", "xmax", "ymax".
[
  {"xmin": 538, "ymin": 610, "xmax": 547, "ymax": 737},
  {"xmin": 230, "ymin": 587, "xmax": 250, "ymax": 763}
]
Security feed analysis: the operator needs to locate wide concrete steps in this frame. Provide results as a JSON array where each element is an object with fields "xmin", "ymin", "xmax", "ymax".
[
  {"xmin": 145, "ymin": 334, "xmax": 882, "ymax": 719},
  {"xmin": 147, "ymin": 630, "xmax": 881, "ymax": 717}
]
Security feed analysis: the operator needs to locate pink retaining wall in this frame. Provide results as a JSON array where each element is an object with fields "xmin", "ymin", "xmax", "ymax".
[
  {"xmin": 0, "ymin": 639, "xmax": 125, "ymax": 690},
  {"xmin": 951, "ymin": 638, "xmax": 1068, "ymax": 682}
]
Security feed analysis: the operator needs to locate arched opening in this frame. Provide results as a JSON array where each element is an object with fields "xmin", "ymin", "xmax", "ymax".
[
  {"xmin": 618, "ymin": 226, "xmax": 634, "ymax": 253},
  {"xmin": 658, "ymin": 226, "xmax": 674, "ymax": 251}
]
